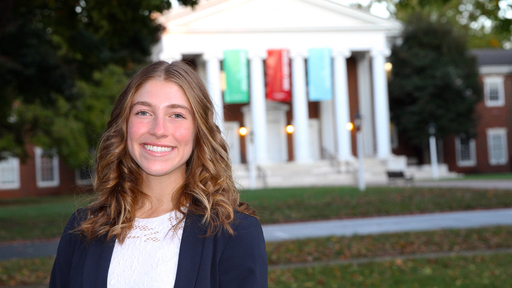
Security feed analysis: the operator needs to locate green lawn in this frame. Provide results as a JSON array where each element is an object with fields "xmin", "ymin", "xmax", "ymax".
[
  {"xmin": 0, "ymin": 195, "xmax": 88, "ymax": 242},
  {"xmin": 267, "ymin": 226, "xmax": 512, "ymax": 265},
  {"xmin": 460, "ymin": 173, "xmax": 512, "ymax": 180},
  {"xmin": 2, "ymin": 225, "xmax": 511, "ymax": 286},
  {"xmin": 1, "ymin": 186, "xmax": 512, "ymax": 242},
  {"xmin": 241, "ymin": 186, "xmax": 512, "ymax": 224},
  {"xmin": 268, "ymin": 253, "xmax": 512, "ymax": 287}
]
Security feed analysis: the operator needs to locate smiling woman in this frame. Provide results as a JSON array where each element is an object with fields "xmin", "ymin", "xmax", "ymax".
[{"xmin": 49, "ymin": 61, "xmax": 268, "ymax": 288}]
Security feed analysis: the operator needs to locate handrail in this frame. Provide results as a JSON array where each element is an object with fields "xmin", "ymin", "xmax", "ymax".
[
  {"xmin": 321, "ymin": 147, "xmax": 341, "ymax": 173},
  {"xmin": 256, "ymin": 166, "xmax": 267, "ymax": 188}
]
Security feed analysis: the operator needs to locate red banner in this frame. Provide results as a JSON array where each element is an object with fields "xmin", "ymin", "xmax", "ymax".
[{"xmin": 266, "ymin": 49, "xmax": 291, "ymax": 102}]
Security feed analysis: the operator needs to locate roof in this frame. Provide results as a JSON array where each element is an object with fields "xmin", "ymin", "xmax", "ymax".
[{"xmin": 471, "ymin": 49, "xmax": 512, "ymax": 66}]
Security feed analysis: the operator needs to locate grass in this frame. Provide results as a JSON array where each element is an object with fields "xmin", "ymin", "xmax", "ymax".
[
  {"xmin": 267, "ymin": 226, "xmax": 512, "ymax": 265},
  {"xmin": 241, "ymin": 186, "xmax": 512, "ymax": 224},
  {"xmin": 1, "ymin": 226, "xmax": 512, "ymax": 286},
  {"xmin": 1, "ymin": 186, "xmax": 512, "ymax": 242},
  {"xmin": 0, "ymin": 257, "xmax": 53, "ymax": 286},
  {"xmin": 460, "ymin": 173, "xmax": 512, "ymax": 180},
  {"xmin": 268, "ymin": 253, "xmax": 512, "ymax": 287},
  {"xmin": 0, "ymin": 195, "xmax": 88, "ymax": 243}
]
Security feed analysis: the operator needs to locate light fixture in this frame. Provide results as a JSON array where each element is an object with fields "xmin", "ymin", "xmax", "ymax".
[
  {"xmin": 286, "ymin": 125, "xmax": 294, "ymax": 134},
  {"xmin": 346, "ymin": 122, "xmax": 354, "ymax": 131},
  {"xmin": 239, "ymin": 127, "xmax": 248, "ymax": 136},
  {"xmin": 385, "ymin": 62, "xmax": 392, "ymax": 72}
]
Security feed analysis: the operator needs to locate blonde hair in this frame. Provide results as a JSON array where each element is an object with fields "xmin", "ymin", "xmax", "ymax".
[{"xmin": 79, "ymin": 61, "xmax": 254, "ymax": 243}]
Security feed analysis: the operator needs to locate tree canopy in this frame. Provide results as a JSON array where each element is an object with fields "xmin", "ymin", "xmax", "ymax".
[
  {"xmin": 351, "ymin": 0, "xmax": 512, "ymax": 49},
  {"xmin": 0, "ymin": 0, "xmax": 197, "ymax": 167},
  {"xmin": 388, "ymin": 12, "xmax": 482, "ymax": 147}
]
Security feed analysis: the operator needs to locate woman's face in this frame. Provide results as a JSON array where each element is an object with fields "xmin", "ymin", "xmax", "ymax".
[{"xmin": 127, "ymin": 79, "xmax": 196, "ymax": 182}]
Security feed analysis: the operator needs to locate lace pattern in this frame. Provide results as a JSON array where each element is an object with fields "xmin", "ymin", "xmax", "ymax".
[{"xmin": 107, "ymin": 211, "xmax": 185, "ymax": 288}]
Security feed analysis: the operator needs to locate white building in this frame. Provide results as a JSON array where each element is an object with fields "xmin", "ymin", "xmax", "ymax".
[{"xmin": 153, "ymin": 0, "xmax": 410, "ymax": 188}]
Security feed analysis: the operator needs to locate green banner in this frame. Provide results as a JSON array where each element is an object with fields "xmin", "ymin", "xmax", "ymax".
[{"xmin": 223, "ymin": 50, "xmax": 249, "ymax": 104}]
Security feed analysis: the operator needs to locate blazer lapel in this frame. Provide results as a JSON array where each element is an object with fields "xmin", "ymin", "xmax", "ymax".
[
  {"xmin": 174, "ymin": 213, "xmax": 206, "ymax": 288},
  {"xmin": 83, "ymin": 235, "xmax": 116, "ymax": 288}
]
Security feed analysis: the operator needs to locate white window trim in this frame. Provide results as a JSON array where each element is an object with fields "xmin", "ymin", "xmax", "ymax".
[
  {"xmin": 483, "ymin": 75, "xmax": 505, "ymax": 107},
  {"xmin": 486, "ymin": 128, "xmax": 508, "ymax": 166},
  {"xmin": 455, "ymin": 137, "xmax": 476, "ymax": 167},
  {"xmin": 34, "ymin": 147, "xmax": 60, "ymax": 188},
  {"xmin": 0, "ymin": 156, "xmax": 21, "ymax": 190},
  {"xmin": 75, "ymin": 168, "xmax": 93, "ymax": 186}
]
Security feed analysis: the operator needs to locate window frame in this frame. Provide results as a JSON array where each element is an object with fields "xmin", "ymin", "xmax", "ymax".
[
  {"xmin": 483, "ymin": 75, "xmax": 505, "ymax": 107},
  {"xmin": 34, "ymin": 147, "xmax": 60, "ymax": 188},
  {"xmin": 486, "ymin": 128, "xmax": 508, "ymax": 166},
  {"xmin": 0, "ymin": 156, "xmax": 21, "ymax": 190},
  {"xmin": 455, "ymin": 136, "xmax": 476, "ymax": 167}
]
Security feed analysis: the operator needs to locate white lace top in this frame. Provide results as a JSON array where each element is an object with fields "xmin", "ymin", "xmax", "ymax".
[{"xmin": 107, "ymin": 211, "xmax": 185, "ymax": 288}]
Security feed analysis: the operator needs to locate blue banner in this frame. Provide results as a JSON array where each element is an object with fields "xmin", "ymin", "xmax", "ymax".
[{"xmin": 307, "ymin": 48, "xmax": 333, "ymax": 101}]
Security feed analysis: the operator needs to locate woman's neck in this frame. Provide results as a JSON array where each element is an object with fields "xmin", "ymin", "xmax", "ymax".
[{"xmin": 136, "ymin": 169, "xmax": 185, "ymax": 218}]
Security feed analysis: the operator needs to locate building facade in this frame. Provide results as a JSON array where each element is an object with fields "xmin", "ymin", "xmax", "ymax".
[
  {"xmin": 154, "ymin": 0, "xmax": 406, "ymax": 188},
  {"xmin": 443, "ymin": 49, "xmax": 512, "ymax": 174}
]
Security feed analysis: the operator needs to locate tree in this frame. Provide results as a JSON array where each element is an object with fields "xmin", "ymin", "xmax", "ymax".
[
  {"xmin": 0, "ymin": 0, "xmax": 197, "ymax": 167},
  {"xmin": 350, "ymin": 0, "xmax": 512, "ymax": 49},
  {"xmin": 388, "ymin": 12, "xmax": 482, "ymax": 149}
]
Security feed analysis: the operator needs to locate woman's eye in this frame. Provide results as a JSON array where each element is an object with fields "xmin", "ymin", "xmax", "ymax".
[
  {"xmin": 171, "ymin": 113, "xmax": 185, "ymax": 119},
  {"xmin": 135, "ymin": 110, "xmax": 150, "ymax": 116}
]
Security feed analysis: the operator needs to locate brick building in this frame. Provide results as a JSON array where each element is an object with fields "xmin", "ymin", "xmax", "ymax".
[{"xmin": 393, "ymin": 49, "xmax": 512, "ymax": 175}]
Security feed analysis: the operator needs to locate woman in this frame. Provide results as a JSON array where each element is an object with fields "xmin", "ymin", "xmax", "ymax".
[{"xmin": 50, "ymin": 61, "xmax": 268, "ymax": 288}]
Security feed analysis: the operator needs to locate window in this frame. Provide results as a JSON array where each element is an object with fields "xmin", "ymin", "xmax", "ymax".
[
  {"xmin": 34, "ymin": 147, "xmax": 60, "ymax": 188},
  {"xmin": 0, "ymin": 156, "xmax": 20, "ymax": 190},
  {"xmin": 487, "ymin": 128, "xmax": 508, "ymax": 165},
  {"xmin": 75, "ymin": 167, "xmax": 93, "ymax": 186},
  {"xmin": 455, "ymin": 136, "xmax": 476, "ymax": 167},
  {"xmin": 483, "ymin": 76, "xmax": 505, "ymax": 107}
]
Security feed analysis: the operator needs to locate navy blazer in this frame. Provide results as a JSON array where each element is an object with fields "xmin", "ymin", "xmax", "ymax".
[{"xmin": 50, "ymin": 210, "xmax": 268, "ymax": 288}]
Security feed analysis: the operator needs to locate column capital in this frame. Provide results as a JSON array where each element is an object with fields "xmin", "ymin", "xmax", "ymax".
[
  {"xmin": 290, "ymin": 49, "xmax": 308, "ymax": 59},
  {"xmin": 370, "ymin": 48, "xmax": 391, "ymax": 58},
  {"xmin": 332, "ymin": 49, "xmax": 351, "ymax": 59},
  {"xmin": 159, "ymin": 52, "xmax": 182, "ymax": 62},
  {"xmin": 248, "ymin": 50, "xmax": 267, "ymax": 60},
  {"xmin": 202, "ymin": 51, "xmax": 224, "ymax": 61}
]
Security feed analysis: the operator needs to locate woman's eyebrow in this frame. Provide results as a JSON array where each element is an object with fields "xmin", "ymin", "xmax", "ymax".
[
  {"xmin": 131, "ymin": 101, "xmax": 191, "ymax": 113},
  {"xmin": 166, "ymin": 104, "xmax": 192, "ymax": 114}
]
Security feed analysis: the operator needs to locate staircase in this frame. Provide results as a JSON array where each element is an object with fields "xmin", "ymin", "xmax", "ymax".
[{"xmin": 232, "ymin": 158, "xmax": 388, "ymax": 189}]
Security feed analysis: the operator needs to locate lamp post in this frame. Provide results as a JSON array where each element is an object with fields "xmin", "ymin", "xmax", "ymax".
[
  {"xmin": 354, "ymin": 113, "xmax": 365, "ymax": 191},
  {"xmin": 240, "ymin": 127, "xmax": 256, "ymax": 190},
  {"xmin": 428, "ymin": 122, "xmax": 439, "ymax": 180}
]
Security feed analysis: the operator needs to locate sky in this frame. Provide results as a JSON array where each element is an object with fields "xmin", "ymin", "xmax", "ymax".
[
  {"xmin": 331, "ymin": 0, "xmax": 392, "ymax": 18},
  {"xmin": 169, "ymin": 0, "xmax": 392, "ymax": 19}
]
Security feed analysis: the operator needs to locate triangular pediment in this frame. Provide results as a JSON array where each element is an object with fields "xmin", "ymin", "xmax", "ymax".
[{"xmin": 159, "ymin": 0, "xmax": 401, "ymax": 34}]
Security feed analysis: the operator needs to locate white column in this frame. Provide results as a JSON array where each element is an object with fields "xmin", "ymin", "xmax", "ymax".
[
  {"xmin": 333, "ymin": 49, "xmax": 353, "ymax": 161},
  {"xmin": 248, "ymin": 51, "xmax": 268, "ymax": 164},
  {"xmin": 371, "ymin": 49, "xmax": 392, "ymax": 159},
  {"xmin": 159, "ymin": 51, "xmax": 182, "ymax": 63},
  {"xmin": 203, "ymin": 52, "xmax": 224, "ymax": 132},
  {"xmin": 290, "ymin": 50, "xmax": 312, "ymax": 163}
]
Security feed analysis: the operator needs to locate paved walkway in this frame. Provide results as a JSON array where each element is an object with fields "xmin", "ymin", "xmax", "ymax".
[
  {"xmin": 263, "ymin": 208, "xmax": 512, "ymax": 242},
  {"xmin": 414, "ymin": 179, "xmax": 512, "ymax": 190},
  {"xmin": 2, "ymin": 208, "xmax": 512, "ymax": 261}
]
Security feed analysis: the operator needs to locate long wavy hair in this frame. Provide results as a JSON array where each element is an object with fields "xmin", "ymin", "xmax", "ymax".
[{"xmin": 78, "ymin": 61, "xmax": 255, "ymax": 244}]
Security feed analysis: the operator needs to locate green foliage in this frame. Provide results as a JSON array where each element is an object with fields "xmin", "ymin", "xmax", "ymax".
[
  {"xmin": 356, "ymin": 0, "xmax": 511, "ymax": 49},
  {"xmin": 0, "ymin": 0, "xmax": 197, "ymax": 166},
  {"xmin": 388, "ymin": 13, "xmax": 482, "ymax": 146}
]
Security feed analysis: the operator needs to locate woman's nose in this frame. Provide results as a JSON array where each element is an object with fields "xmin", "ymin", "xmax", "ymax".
[{"xmin": 149, "ymin": 116, "xmax": 168, "ymax": 138}]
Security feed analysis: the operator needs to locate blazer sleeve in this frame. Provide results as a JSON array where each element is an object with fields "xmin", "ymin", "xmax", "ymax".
[
  {"xmin": 49, "ymin": 210, "xmax": 84, "ymax": 288},
  {"xmin": 217, "ymin": 213, "xmax": 268, "ymax": 288}
]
